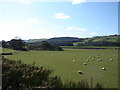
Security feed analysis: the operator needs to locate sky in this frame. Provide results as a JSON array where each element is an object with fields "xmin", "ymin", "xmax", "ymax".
[{"xmin": 0, "ymin": 0, "xmax": 119, "ymax": 41}]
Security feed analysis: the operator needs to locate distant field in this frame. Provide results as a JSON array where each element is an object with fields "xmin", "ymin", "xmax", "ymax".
[
  {"xmin": 61, "ymin": 46, "xmax": 119, "ymax": 49},
  {"xmin": 1, "ymin": 48, "xmax": 17, "ymax": 53},
  {"xmin": 4, "ymin": 49, "xmax": 118, "ymax": 88}
]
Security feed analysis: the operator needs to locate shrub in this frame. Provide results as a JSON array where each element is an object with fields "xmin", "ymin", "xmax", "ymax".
[{"xmin": 2, "ymin": 57, "xmax": 55, "ymax": 89}]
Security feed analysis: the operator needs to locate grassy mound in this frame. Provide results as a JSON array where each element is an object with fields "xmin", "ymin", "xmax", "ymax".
[{"xmin": 27, "ymin": 41, "xmax": 63, "ymax": 51}]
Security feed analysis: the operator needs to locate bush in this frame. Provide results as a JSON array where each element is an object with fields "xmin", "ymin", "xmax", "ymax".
[{"xmin": 2, "ymin": 57, "xmax": 59, "ymax": 89}]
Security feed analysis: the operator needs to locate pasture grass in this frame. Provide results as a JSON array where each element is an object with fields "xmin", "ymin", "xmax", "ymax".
[
  {"xmin": 61, "ymin": 46, "xmax": 119, "ymax": 49},
  {"xmin": 1, "ymin": 48, "xmax": 17, "ymax": 53},
  {"xmin": 5, "ymin": 49, "xmax": 118, "ymax": 88}
]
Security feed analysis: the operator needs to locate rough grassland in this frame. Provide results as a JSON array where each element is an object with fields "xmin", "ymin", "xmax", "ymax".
[{"xmin": 5, "ymin": 49, "xmax": 118, "ymax": 88}]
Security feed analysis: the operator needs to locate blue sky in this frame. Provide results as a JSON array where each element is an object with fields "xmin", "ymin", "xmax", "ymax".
[{"xmin": 0, "ymin": 0, "xmax": 118, "ymax": 41}]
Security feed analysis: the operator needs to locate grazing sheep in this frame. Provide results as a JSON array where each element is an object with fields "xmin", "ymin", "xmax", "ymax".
[
  {"xmin": 78, "ymin": 70, "xmax": 83, "ymax": 74},
  {"xmin": 89, "ymin": 56, "xmax": 91, "ymax": 59},
  {"xmin": 84, "ymin": 63, "xmax": 87, "ymax": 65},
  {"xmin": 40, "ymin": 65, "xmax": 43, "ymax": 68},
  {"xmin": 96, "ymin": 56, "xmax": 99, "ymax": 58},
  {"xmin": 100, "ymin": 59, "xmax": 102, "ymax": 61},
  {"xmin": 110, "ymin": 59, "xmax": 113, "ymax": 61},
  {"xmin": 73, "ymin": 60, "xmax": 76, "ymax": 63},
  {"xmin": 92, "ymin": 58, "xmax": 94, "ymax": 60},
  {"xmin": 102, "ymin": 67, "xmax": 106, "ymax": 70},
  {"xmin": 86, "ymin": 59, "xmax": 89, "ymax": 62},
  {"xmin": 97, "ymin": 59, "xmax": 99, "ymax": 62}
]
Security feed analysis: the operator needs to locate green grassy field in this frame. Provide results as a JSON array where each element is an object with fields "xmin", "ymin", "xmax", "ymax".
[
  {"xmin": 4, "ymin": 49, "xmax": 118, "ymax": 88},
  {"xmin": 1, "ymin": 48, "xmax": 17, "ymax": 53},
  {"xmin": 61, "ymin": 46, "xmax": 119, "ymax": 49}
]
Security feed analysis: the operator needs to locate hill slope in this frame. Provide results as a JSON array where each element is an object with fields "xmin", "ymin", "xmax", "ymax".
[{"xmin": 25, "ymin": 35, "xmax": 120, "ymax": 46}]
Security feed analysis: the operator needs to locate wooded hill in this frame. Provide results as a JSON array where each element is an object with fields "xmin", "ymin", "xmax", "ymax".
[
  {"xmin": 27, "ymin": 41, "xmax": 63, "ymax": 51},
  {"xmin": 25, "ymin": 35, "xmax": 120, "ymax": 46}
]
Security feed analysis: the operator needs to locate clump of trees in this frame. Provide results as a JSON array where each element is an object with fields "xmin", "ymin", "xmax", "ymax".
[
  {"xmin": 2, "ymin": 39, "xmax": 27, "ymax": 51},
  {"xmin": 27, "ymin": 41, "xmax": 63, "ymax": 51},
  {"xmin": 73, "ymin": 40, "xmax": 120, "ymax": 46},
  {"xmin": 2, "ymin": 39, "xmax": 63, "ymax": 51},
  {"xmin": 73, "ymin": 35, "xmax": 120, "ymax": 47},
  {"xmin": 2, "ymin": 57, "xmax": 104, "ymax": 89}
]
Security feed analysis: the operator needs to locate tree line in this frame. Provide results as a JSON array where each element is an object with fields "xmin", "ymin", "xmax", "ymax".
[
  {"xmin": 2, "ymin": 39, "xmax": 27, "ymax": 51},
  {"xmin": 1, "ymin": 39, "xmax": 63, "ymax": 51},
  {"xmin": 73, "ymin": 40, "xmax": 120, "ymax": 46}
]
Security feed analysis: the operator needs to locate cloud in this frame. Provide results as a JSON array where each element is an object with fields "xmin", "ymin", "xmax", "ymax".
[
  {"xmin": 66, "ymin": 26, "xmax": 87, "ymax": 31},
  {"xmin": 54, "ymin": 13, "xmax": 71, "ymax": 19},
  {"xmin": 90, "ymin": 32, "xmax": 97, "ymax": 35},
  {"xmin": 20, "ymin": 0, "xmax": 31, "ymax": 4},
  {"xmin": 72, "ymin": 0, "xmax": 86, "ymax": 5}
]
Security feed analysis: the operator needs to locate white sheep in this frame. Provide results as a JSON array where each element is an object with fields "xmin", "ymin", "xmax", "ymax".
[
  {"xmin": 92, "ymin": 58, "xmax": 94, "ymax": 60},
  {"xmin": 97, "ymin": 59, "xmax": 99, "ymax": 62},
  {"xmin": 96, "ymin": 56, "xmax": 99, "ymax": 58},
  {"xmin": 40, "ymin": 65, "xmax": 43, "ymax": 68},
  {"xmin": 86, "ymin": 59, "xmax": 89, "ymax": 62},
  {"xmin": 78, "ymin": 70, "xmax": 83, "ymax": 74},
  {"xmin": 89, "ymin": 56, "xmax": 91, "ymax": 59},
  {"xmin": 73, "ymin": 60, "xmax": 76, "ymax": 63},
  {"xmin": 110, "ymin": 59, "xmax": 113, "ymax": 61},
  {"xmin": 100, "ymin": 59, "xmax": 102, "ymax": 61},
  {"xmin": 84, "ymin": 63, "xmax": 87, "ymax": 65},
  {"xmin": 102, "ymin": 67, "xmax": 106, "ymax": 70}
]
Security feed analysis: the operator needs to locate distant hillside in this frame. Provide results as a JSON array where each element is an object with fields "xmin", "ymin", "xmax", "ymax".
[
  {"xmin": 25, "ymin": 37, "xmax": 80, "ymax": 46},
  {"xmin": 25, "ymin": 39, "xmax": 47, "ymax": 44},
  {"xmin": 25, "ymin": 35, "xmax": 120, "ymax": 46},
  {"xmin": 47, "ymin": 37, "xmax": 79, "ymax": 46},
  {"xmin": 73, "ymin": 35, "xmax": 120, "ymax": 46}
]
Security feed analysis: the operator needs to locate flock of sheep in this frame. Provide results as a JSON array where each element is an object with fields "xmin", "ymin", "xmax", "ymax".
[{"xmin": 72, "ymin": 55, "xmax": 115, "ymax": 74}]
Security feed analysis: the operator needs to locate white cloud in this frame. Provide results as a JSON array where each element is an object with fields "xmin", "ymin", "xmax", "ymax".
[
  {"xmin": 54, "ymin": 13, "xmax": 71, "ymax": 19},
  {"xmin": 90, "ymin": 32, "xmax": 97, "ymax": 35},
  {"xmin": 66, "ymin": 26, "xmax": 87, "ymax": 31},
  {"xmin": 20, "ymin": 0, "xmax": 31, "ymax": 4},
  {"xmin": 72, "ymin": 0, "xmax": 86, "ymax": 5}
]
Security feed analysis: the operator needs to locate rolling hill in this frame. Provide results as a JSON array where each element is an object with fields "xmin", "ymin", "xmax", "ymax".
[{"xmin": 25, "ymin": 35, "xmax": 120, "ymax": 46}]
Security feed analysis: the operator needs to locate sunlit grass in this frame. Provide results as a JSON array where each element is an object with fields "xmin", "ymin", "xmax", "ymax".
[{"xmin": 5, "ymin": 49, "xmax": 118, "ymax": 88}]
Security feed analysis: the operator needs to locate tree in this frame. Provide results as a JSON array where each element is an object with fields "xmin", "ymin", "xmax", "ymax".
[
  {"xmin": 9, "ymin": 39, "xmax": 27, "ymax": 51},
  {"xmin": 2, "ymin": 40, "xmax": 8, "ymax": 48}
]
